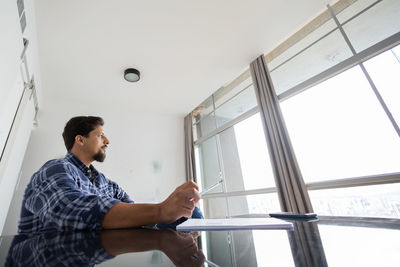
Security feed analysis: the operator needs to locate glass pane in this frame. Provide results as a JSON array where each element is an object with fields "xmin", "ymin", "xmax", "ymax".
[
  {"xmin": 195, "ymin": 112, "xmax": 217, "ymax": 139},
  {"xmin": 270, "ymin": 29, "xmax": 353, "ymax": 96},
  {"xmin": 219, "ymin": 113, "xmax": 275, "ymax": 192},
  {"xmin": 214, "ymin": 75, "xmax": 253, "ymax": 108},
  {"xmin": 280, "ymin": 65, "xmax": 400, "ymax": 182},
  {"xmin": 192, "ymin": 96, "xmax": 216, "ymax": 139},
  {"xmin": 227, "ymin": 195, "xmax": 251, "ymax": 217},
  {"xmin": 267, "ymin": 18, "xmax": 337, "ymax": 71},
  {"xmin": 194, "ymin": 145, "xmax": 202, "ymax": 185},
  {"xmin": 201, "ymin": 193, "xmax": 280, "ymax": 219},
  {"xmin": 215, "ymin": 84, "xmax": 257, "ymax": 127},
  {"xmin": 363, "ymin": 44, "xmax": 400, "ymax": 126},
  {"xmin": 201, "ymin": 197, "xmax": 228, "ymax": 219},
  {"xmin": 193, "ymin": 96, "xmax": 214, "ymax": 124},
  {"xmin": 196, "ymin": 136, "xmax": 223, "ymax": 194},
  {"xmin": 334, "ymin": 0, "xmax": 376, "ymax": 22},
  {"xmin": 340, "ymin": 0, "xmax": 400, "ymax": 53},
  {"xmin": 309, "ymin": 183, "xmax": 400, "ymax": 218},
  {"xmin": 192, "ymin": 122, "xmax": 198, "ymax": 141},
  {"xmin": 228, "ymin": 194, "xmax": 280, "ymax": 216}
]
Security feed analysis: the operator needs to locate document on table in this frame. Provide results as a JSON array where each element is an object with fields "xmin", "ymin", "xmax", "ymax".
[{"xmin": 176, "ymin": 218, "xmax": 293, "ymax": 231}]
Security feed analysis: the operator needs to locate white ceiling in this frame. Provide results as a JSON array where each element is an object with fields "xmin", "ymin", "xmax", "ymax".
[{"xmin": 35, "ymin": 0, "xmax": 333, "ymax": 116}]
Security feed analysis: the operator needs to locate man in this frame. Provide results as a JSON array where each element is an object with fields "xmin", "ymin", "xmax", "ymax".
[{"xmin": 18, "ymin": 116, "xmax": 201, "ymax": 233}]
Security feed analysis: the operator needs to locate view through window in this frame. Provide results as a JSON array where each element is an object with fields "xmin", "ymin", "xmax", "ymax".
[
  {"xmin": 279, "ymin": 45, "xmax": 400, "ymax": 218},
  {"xmin": 194, "ymin": 1, "xmax": 400, "ymax": 265}
]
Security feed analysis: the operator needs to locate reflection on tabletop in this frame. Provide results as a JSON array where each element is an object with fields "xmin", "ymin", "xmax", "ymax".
[
  {"xmin": 4, "ymin": 218, "xmax": 400, "ymax": 266},
  {"xmin": 5, "ymin": 228, "xmax": 205, "ymax": 267}
]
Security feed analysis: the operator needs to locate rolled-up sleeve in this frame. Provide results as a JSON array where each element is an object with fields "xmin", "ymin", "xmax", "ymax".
[
  {"xmin": 110, "ymin": 180, "xmax": 134, "ymax": 203},
  {"xmin": 24, "ymin": 163, "xmax": 120, "ymax": 231}
]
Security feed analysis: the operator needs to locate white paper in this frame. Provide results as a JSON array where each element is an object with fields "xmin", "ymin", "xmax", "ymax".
[{"xmin": 176, "ymin": 217, "xmax": 293, "ymax": 231}]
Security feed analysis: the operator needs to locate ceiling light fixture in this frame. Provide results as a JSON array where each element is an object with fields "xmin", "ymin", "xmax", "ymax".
[{"xmin": 124, "ymin": 68, "xmax": 140, "ymax": 82}]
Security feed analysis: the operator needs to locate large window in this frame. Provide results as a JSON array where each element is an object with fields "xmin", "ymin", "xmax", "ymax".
[
  {"xmin": 272, "ymin": 0, "xmax": 400, "ymax": 218},
  {"xmin": 279, "ymin": 46, "xmax": 400, "ymax": 217},
  {"xmin": 192, "ymin": 0, "xmax": 400, "ymax": 219}
]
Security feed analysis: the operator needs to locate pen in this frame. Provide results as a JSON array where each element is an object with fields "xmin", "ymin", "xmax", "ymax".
[
  {"xmin": 189, "ymin": 179, "xmax": 223, "ymax": 201},
  {"xmin": 200, "ymin": 179, "xmax": 223, "ymax": 195},
  {"xmin": 205, "ymin": 258, "xmax": 221, "ymax": 267}
]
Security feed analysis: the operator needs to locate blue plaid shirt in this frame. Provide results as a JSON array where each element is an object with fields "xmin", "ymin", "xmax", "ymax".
[{"xmin": 18, "ymin": 152, "xmax": 133, "ymax": 233}]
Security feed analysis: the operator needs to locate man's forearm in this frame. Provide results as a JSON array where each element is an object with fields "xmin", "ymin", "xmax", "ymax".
[
  {"xmin": 101, "ymin": 181, "xmax": 200, "ymax": 229},
  {"xmin": 101, "ymin": 202, "xmax": 161, "ymax": 229}
]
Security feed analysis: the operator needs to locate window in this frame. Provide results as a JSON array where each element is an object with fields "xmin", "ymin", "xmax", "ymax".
[
  {"xmin": 280, "ymin": 64, "xmax": 400, "ymax": 183},
  {"xmin": 194, "ymin": 76, "xmax": 279, "ymax": 218},
  {"xmin": 310, "ymin": 183, "xmax": 400, "ymax": 218},
  {"xmin": 195, "ymin": 112, "xmax": 280, "ymax": 218},
  {"xmin": 192, "ymin": 0, "xmax": 400, "ymax": 219},
  {"xmin": 274, "ymin": 0, "xmax": 400, "ymax": 217}
]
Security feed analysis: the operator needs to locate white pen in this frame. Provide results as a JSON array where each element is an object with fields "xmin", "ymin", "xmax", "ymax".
[
  {"xmin": 189, "ymin": 179, "xmax": 223, "ymax": 201},
  {"xmin": 204, "ymin": 258, "xmax": 221, "ymax": 267}
]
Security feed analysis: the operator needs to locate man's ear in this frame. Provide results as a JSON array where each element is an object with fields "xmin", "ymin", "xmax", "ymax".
[{"xmin": 75, "ymin": 135, "xmax": 85, "ymax": 146}]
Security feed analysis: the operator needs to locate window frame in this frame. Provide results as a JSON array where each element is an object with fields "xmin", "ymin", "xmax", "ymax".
[{"xmin": 192, "ymin": 0, "xmax": 400, "ymax": 217}]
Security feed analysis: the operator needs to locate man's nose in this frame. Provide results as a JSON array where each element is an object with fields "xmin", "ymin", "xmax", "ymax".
[{"xmin": 103, "ymin": 136, "xmax": 110, "ymax": 145}]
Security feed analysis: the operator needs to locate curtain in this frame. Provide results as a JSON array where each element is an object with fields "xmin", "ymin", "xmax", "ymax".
[
  {"xmin": 250, "ymin": 55, "xmax": 313, "ymax": 213},
  {"xmin": 184, "ymin": 112, "xmax": 196, "ymax": 182}
]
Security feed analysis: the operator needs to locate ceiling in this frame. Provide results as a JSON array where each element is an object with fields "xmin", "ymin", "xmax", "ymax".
[{"xmin": 34, "ymin": 0, "xmax": 333, "ymax": 116}]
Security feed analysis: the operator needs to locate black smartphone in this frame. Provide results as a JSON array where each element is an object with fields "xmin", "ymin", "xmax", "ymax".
[{"xmin": 269, "ymin": 212, "xmax": 317, "ymax": 219}]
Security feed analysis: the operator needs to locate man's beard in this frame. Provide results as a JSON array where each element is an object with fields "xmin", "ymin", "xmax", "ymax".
[{"xmin": 93, "ymin": 150, "xmax": 106, "ymax": 162}]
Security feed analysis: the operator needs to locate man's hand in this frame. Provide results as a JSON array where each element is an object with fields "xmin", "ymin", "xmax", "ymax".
[
  {"xmin": 102, "ymin": 181, "xmax": 201, "ymax": 229},
  {"xmin": 158, "ymin": 181, "xmax": 200, "ymax": 224}
]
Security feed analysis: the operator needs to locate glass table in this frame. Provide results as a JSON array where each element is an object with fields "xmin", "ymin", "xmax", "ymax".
[{"xmin": 0, "ymin": 216, "xmax": 399, "ymax": 266}]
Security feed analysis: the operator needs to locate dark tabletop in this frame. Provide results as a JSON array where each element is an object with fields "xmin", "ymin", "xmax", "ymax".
[{"xmin": 1, "ymin": 216, "xmax": 399, "ymax": 267}]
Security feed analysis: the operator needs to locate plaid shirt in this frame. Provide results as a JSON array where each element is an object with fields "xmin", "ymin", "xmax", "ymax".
[{"xmin": 18, "ymin": 152, "xmax": 133, "ymax": 233}]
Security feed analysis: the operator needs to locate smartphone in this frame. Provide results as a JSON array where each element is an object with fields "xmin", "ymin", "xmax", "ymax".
[{"xmin": 269, "ymin": 212, "xmax": 317, "ymax": 219}]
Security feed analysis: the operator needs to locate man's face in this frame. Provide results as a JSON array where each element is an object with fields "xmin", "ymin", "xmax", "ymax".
[{"xmin": 82, "ymin": 125, "xmax": 109, "ymax": 162}]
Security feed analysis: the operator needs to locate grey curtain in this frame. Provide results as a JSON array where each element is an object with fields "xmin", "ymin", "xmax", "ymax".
[
  {"xmin": 184, "ymin": 112, "xmax": 196, "ymax": 182},
  {"xmin": 250, "ymin": 55, "xmax": 313, "ymax": 213}
]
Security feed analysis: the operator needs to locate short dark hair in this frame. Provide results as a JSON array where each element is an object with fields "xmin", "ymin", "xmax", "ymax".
[{"xmin": 62, "ymin": 116, "xmax": 104, "ymax": 151}]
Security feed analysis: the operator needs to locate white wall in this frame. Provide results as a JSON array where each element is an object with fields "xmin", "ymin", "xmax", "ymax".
[
  {"xmin": 0, "ymin": 0, "xmax": 41, "ymax": 234},
  {"xmin": 2, "ymin": 99, "xmax": 186, "ymax": 234},
  {"xmin": 1, "ymin": 0, "xmax": 186, "ymax": 235},
  {"xmin": 0, "ymin": 0, "xmax": 24, "ymax": 161}
]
